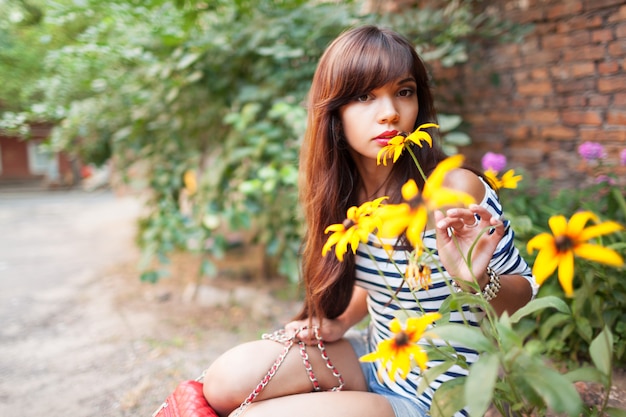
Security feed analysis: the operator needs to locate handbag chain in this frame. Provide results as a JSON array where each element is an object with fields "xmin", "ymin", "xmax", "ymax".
[{"xmin": 232, "ymin": 326, "xmax": 345, "ymax": 416}]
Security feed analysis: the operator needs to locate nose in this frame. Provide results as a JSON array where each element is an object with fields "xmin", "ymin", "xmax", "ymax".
[{"xmin": 377, "ymin": 97, "xmax": 399, "ymax": 124}]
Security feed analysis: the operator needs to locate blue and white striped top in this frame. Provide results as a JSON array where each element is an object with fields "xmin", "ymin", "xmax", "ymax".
[{"xmin": 354, "ymin": 178, "xmax": 537, "ymax": 415}]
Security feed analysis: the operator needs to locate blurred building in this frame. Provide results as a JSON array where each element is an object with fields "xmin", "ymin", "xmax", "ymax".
[{"xmin": 0, "ymin": 124, "xmax": 79, "ymax": 189}]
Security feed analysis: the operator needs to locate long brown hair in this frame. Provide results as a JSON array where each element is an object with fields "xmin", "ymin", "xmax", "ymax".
[{"xmin": 296, "ymin": 25, "xmax": 448, "ymax": 322}]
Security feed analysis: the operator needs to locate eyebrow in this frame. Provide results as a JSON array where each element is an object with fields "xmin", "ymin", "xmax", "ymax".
[{"xmin": 397, "ymin": 77, "xmax": 417, "ymax": 85}]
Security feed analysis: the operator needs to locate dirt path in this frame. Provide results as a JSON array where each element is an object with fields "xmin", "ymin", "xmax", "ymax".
[{"xmin": 0, "ymin": 190, "xmax": 299, "ymax": 417}]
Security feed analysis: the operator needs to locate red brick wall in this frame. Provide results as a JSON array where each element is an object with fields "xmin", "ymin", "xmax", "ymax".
[{"xmin": 433, "ymin": 0, "xmax": 626, "ymax": 188}]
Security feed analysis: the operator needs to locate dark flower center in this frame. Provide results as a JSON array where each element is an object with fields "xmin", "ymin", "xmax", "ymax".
[
  {"xmin": 407, "ymin": 193, "xmax": 424, "ymax": 209},
  {"xmin": 342, "ymin": 219, "xmax": 355, "ymax": 229},
  {"xmin": 555, "ymin": 235, "xmax": 574, "ymax": 252},
  {"xmin": 394, "ymin": 331, "xmax": 410, "ymax": 347}
]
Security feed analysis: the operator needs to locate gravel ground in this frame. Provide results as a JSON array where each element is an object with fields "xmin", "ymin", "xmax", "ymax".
[{"xmin": 0, "ymin": 189, "xmax": 299, "ymax": 417}]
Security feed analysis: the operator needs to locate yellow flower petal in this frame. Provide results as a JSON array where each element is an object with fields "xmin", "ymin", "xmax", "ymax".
[
  {"xmin": 408, "ymin": 345, "xmax": 429, "ymax": 371},
  {"xmin": 406, "ymin": 130, "xmax": 432, "ymax": 148},
  {"xmin": 548, "ymin": 215, "xmax": 568, "ymax": 236},
  {"xmin": 322, "ymin": 231, "xmax": 343, "ymax": 257},
  {"xmin": 426, "ymin": 187, "xmax": 474, "ymax": 210},
  {"xmin": 557, "ymin": 250, "xmax": 575, "ymax": 297},
  {"xmin": 500, "ymin": 170, "xmax": 522, "ymax": 189},
  {"xmin": 526, "ymin": 232, "xmax": 553, "ymax": 254},
  {"xmin": 578, "ymin": 221, "xmax": 624, "ymax": 241},
  {"xmin": 406, "ymin": 206, "xmax": 428, "ymax": 248},
  {"xmin": 407, "ymin": 313, "xmax": 441, "ymax": 335},
  {"xmin": 377, "ymin": 204, "xmax": 412, "ymax": 238},
  {"xmin": 324, "ymin": 224, "xmax": 345, "ymax": 233},
  {"xmin": 574, "ymin": 243, "xmax": 624, "ymax": 266},
  {"xmin": 532, "ymin": 246, "xmax": 560, "ymax": 285},
  {"xmin": 335, "ymin": 228, "xmax": 355, "ymax": 261},
  {"xmin": 401, "ymin": 179, "xmax": 419, "ymax": 200},
  {"xmin": 389, "ymin": 318, "xmax": 402, "ymax": 333},
  {"xmin": 423, "ymin": 154, "xmax": 465, "ymax": 194},
  {"xmin": 567, "ymin": 211, "xmax": 597, "ymax": 236}
]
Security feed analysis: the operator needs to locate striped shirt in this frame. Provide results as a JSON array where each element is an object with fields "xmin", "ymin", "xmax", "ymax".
[{"xmin": 354, "ymin": 178, "xmax": 537, "ymax": 415}]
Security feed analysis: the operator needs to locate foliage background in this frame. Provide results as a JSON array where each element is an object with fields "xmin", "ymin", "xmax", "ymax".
[{"xmin": 0, "ymin": 0, "xmax": 524, "ymax": 281}]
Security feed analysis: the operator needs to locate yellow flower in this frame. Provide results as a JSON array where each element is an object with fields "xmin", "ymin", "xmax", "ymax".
[
  {"xmin": 527, "ymin": 211, "xmax": 624, "ymax": 297},
  {"xmin": 406, "ymin": 261, "xmax": 432, "ymax": 291},
  {"xmin": 183, "ymin": 170, "xmax": 197, "ymax": 195},
  {"xmin": 484, "ymin": 168, "xmax": 522, "ymax": 190},
  {"xmin": 360, "ymin": 313, "xmax": 441, "ymax": 378},
  {"xmin": 322, "ymin": 197, "xmax": 387, "ymax": 261},
  {"xmin": 377, "ymin": 155, "xmax": 475, "ymax": 248},
  {"xmin": 377, "ymin": 123, "xmax": 438, "ymax": 166}
]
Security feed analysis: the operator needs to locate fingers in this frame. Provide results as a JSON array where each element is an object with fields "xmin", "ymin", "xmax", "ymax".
[
  {"xmin": 435, "ymin": 205, "xmax": 505, "ymax": 236},
  {"xmin": 283, "ymin": 320, "xmax": 320, "ymax": 345}
]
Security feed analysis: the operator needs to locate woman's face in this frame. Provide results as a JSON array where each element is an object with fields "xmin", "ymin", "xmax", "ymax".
[{"xmin": 339, "ymin": 75, "xmax": 419, "ymax": 167}]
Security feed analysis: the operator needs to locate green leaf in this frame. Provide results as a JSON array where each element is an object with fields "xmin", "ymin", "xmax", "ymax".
[
  {"xmin": 427, "ymin": 324, "xmax": 494, "ymax": 353},
  {"xmin": 443, "ymin": 131, "xmax": 471, "ymax": 146},
  {"xmin": 177, "ymin": 52, "xmax": 200, "ymax": 70},
  {"xmin": 437, "ymin": 114, "xmax": 462, "ymax": 131},
  {"xmin": 509, "ymin": 295, "xmax": 570, "ymax": 323},
  {"xmin": 589, "ymin": 326, "xmax": 614, "ymax": 377},
  {"xmin": 521, "ymin": 360, "xmax": 583, "ymax": 416},
  {"xmin": 140, "ymin": 270, "xmax": 159, "ymax": 283},
  {"xmin": 538, "ymin": 312, "xmax": 570, "ymax": 340},
  {"xmin": 606, "ymin": 407, "xmax": 626, "ymax": 417},
  {"xmin": 575, "ymin": 316, "xmax": 593, "ymax": 342},
  {"xmin": 417, "ymin": 360, "xmax": 455, "ymax": 395},
  {"xmin": 430, "ymin": 377, "xmax": 466, "ymax": 417},
  {"xmin": 465, "ymin": 353, "xmax": 498, "ymax": 417},
  {"xmin": 200, "ymin": 258, "xmax": 217, "ymax": 278},
  {"xmin": 564, "ymin": 366, "xmax": 605, "ymax": 384}
]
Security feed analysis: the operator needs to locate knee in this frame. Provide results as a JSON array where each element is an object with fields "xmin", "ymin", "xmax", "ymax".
[
  {"xmin": 203, "ymin": 356, "xmax": 245, "ymax": 415},
  {"xmin": 203, "ymin": 343, "xmax": 265, "ymax": 414}
]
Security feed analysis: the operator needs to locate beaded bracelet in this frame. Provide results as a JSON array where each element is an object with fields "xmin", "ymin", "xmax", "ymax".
[{"xmin": 452, "ymin": 266, "xmax": 502, "ymax": 302}]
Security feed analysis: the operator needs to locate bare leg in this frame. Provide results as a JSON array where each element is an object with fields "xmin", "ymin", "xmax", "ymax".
[
  {"xmin": 203, "ymin": 338, "xmax": 368, "ymax": 416},
  {"xmin": 234, "ymin": 391, "xmax": 396, "ymax": 417}
]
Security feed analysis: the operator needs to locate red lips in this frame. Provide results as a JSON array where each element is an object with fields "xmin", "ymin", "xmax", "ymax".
[
  {"xmin": 374, "ymin": 130, "xmax": 399, "ymax": 146},
  {"xmin": 375, "ymin": 130, "xmax": 399, "ymax": 139}
]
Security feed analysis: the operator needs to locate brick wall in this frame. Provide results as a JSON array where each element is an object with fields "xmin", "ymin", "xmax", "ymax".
[{"xmin": 433, "ymin": 0, "xmax": 626, "ymax": 189}]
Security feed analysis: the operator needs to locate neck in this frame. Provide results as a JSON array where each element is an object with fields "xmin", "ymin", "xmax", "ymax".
[{"xmin": 358, "ymin": 165, "xmax": 392, "ymax": 204}]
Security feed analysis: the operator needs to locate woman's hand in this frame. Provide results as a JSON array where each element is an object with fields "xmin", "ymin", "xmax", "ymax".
[
  {"xmin": 434, "ymin": 204, "xmax": 505, "ymax": 288},
  {"xmin": 284, "ymin": 317, "xmax": 348, "ymax": 345}
]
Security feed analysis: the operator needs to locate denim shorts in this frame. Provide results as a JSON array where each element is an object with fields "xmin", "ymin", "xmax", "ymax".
[{"xmin": 345, "ymin": 328, "xmax": 428, "ymax": 417}]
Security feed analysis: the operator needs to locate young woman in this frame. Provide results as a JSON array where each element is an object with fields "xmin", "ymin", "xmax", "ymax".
[{"xmin": 203, "ymin": 25, "xmax": 537, "ymax": 417}]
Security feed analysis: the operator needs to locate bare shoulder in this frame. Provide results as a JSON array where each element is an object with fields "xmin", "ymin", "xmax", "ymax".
[{"xmin": 442, "ymin": 168, "xmax": 486, "ymax": 203}]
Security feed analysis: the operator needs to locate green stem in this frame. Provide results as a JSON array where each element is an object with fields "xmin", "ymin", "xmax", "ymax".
[{"xmin": 407, "ymin": 146, "xmax": 428, "ymax": 183}]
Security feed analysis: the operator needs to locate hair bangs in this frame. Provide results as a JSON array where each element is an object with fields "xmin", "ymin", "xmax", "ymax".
[{"xmin": 334, "ymin": 31, "xmax": 415, "ymax": 101}]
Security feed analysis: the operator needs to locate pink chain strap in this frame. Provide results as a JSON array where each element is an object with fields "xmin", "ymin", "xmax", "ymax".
[{"xmin": 231, "ymin": 326, "xmax": 344, "ymax": 417}]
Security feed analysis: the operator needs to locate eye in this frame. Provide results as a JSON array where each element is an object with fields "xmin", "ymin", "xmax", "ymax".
[
  {"xmin": 398, "ymin": 88, "xmax": 415, "ymax": 97},
  {"xmin": 355, "ymin": 93, "xmax": 371, "ymax": 102}
]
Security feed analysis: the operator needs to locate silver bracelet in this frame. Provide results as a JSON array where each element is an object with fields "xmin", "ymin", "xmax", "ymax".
[
  {"xmin": 480, "ymin": 266, "xmax": 501, "ymax": 301},
  {"xmin": 452, "ymin": 266, "xmax": 501, "ymax": 302}
]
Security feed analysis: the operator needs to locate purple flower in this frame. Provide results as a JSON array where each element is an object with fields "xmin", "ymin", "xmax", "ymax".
[
  {"xmin": 577, "ymin": 141, "xmax": 606, "ymax": 161},
  {"xmin": 481, "ymin": 152, "xmax": 507, "ymax": 172},
  {"xmin": 621, "ymin": 149, "xmax": 626, "ymax": 166},
  {"xmin": 594, "ymin": 175, "xmax": 616, "ymax": 186}
]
